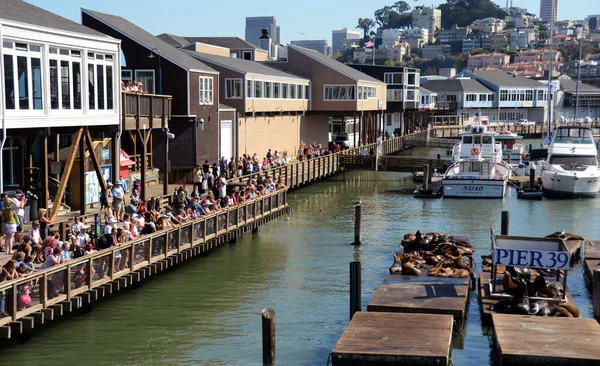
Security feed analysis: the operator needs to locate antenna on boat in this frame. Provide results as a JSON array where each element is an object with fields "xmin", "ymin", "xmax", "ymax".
[{"xmin": 545, "ymin": 1, "xmax": 554, "ymax": 138}]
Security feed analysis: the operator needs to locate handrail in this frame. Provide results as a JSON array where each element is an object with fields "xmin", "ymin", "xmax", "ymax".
[{"xmin": 0, "ymin": 189, "xmax": 288, "ymax": 325}]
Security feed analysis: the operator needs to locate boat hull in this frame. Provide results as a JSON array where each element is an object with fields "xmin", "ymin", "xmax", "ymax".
[
  {"xmin": 442, "ymin": 179, "xmax": 507, "ymax": 198},
  {"xmin": 541, "ymin": 171, "xmax": 600, "ymax": 198}
]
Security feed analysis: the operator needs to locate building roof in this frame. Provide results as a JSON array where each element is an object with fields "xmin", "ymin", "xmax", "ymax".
[
  {"xmin": 469, "ymin": 52, "xmax": 509, "ymax": 58},
  {"xmin": 0, "ymin": 0, "xmax": 106, "ymax": 38},
  {"xmin": 184, "ymin": 37, "xmax": 258, "ymax": 50},
  {"xmin": 184, "ymin": 50, "xmax": 309, "ymax": 80},
  {"xmin": 421, "ymin": 79, "xmax": 493, "ymax": 93},
  {"xmin": 81, "ymin": 9, "xmax": 217, "ymax": 74},
  {"xmin": 287, "ymin": 45, "xmax": 383, "ymax": 84},
  {"xmin": 156, "ymin": 33, "xmax": 190, "ymax": 47},
  {"xmin": 469, "ymin": 70, "xmax": 544, "ymax": 87},
  {"xmin": 559, "ymin": 76, "xmax": 600, "ymax": 94}
]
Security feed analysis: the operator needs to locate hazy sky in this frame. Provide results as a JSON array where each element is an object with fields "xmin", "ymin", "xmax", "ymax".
[{"xmin": 27, "ymin": 0, "xmax": 600, "ymax": 44}]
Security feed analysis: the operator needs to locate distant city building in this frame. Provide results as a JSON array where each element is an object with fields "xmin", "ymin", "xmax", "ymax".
[
  {"xmin": 421, "ymin": 44, "xmax": 451, "ymax": 59},
  {"xmin": 514, "ymin": 48, "xmax": 562, "ymax": 63},
  {"xmin": 539, "ymin": 0, "xmax": 559, "ymax": 23},
  {"xmin": 404, "ymin": 28, "xmax": 429, "ymax": 50},
  {"xmin": 562, "ymin": 60, "xmax": 600, "ymax": 86},
  {"xmin": 552, "ymin": 33, "xmax": 571, "ymax": 46},
  {"xmin": 382, "ymin": 28, "xmax": 404, "ymax": 47},
  {"xmin": 276, "ymin": 26, "xmax": 281, "ymax": 44},
  {"xmin": 439, "ymin": 68, "xmax": 456, "ymax": 78},
  {"xmin": 332, "ymin": 28, "xmax": 361, "ymax": 54},
  {"xmin": 462, "ymin": 33, "xmax": 492, "ymax": 53},
  {"xmin": 412, "ymin": 6, "xmax": 442, "ymax": 43},
  {"xmin": 509, "ymin": 28, "xmax": 536, "ymax": 50},
  {"xmin": 290, "ymin": 40, "xmax": 332, "ymax": 56},
  {"xmin": 439, "ymin": 25, "xmax": 471, "ymax": 44},
  {"xmin": 467, "ymin": 52, "xmax": 510, "ymax": 69},
  {"xmin": 491, "ymin": 33, "xmax": 508, "ymax": 51},
  {"xmin": 245, "ymin": 16, "xmax": 277, "ymax": 48},
  {"xmin": 354, "ymin": 42, "xmax": 410, "ymax": 63},
  {"xmin": 470, "ymin": 17, "xmax": 505, "ymax": 33}
]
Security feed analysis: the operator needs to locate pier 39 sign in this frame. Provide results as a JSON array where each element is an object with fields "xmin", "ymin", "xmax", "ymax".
[{"xmin": 493, "ymin": 248, "xmax": 570, "ymax": 270}]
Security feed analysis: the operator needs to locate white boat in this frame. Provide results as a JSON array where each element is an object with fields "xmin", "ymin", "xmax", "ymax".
[
  {"xmin": 443, "ymin": 125, "xmax": 511, "ymax": 198},
  {"xmin": 495, "ymin": 131, "xmax": 525, "ymax": 164},
  {"xmin": 541, "ymin": 125, "xmax": 600, "ymax": 198}
]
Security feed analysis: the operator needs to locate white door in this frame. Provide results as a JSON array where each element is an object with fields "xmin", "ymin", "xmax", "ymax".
[{"xmin": 220, "ymin": 120, "xmax": 233, "ymax": 160}]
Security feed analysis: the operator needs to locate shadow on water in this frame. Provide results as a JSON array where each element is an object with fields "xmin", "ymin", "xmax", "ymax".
[{"xmin": 0, "ymin": 170, "xmax": 597, "ymax": 366}]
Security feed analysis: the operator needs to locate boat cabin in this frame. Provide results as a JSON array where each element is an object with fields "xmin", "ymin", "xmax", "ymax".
[
  {"xmin": 551, "ymin": 126, "xmax": 594, "ymax": 145},
  {"xmin": 547, "ymin": 126, "xmax": 598, "ymax": 171},
  {"xmin": 449, "ymin": 124, "xmax": 505, "ymax": 179}
]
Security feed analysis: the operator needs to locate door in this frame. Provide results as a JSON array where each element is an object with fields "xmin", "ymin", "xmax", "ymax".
[
  {"xmin": 134, "ymin": 70, "xmax": 155, "ymax": 94},
  {"xmin": 220, "ymin": 120, "xmax": 233, "ymax": 160}
]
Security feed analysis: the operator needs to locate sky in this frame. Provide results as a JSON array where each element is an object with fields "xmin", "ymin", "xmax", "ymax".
[{"xmin": 27, "ymin": 0, "xmax": 600, "ymax": 44}]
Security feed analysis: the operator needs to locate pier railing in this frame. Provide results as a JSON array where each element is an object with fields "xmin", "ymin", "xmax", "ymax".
[{"xmin": 0, "ymin": 189, "xmax": 288, "ymax": 326}]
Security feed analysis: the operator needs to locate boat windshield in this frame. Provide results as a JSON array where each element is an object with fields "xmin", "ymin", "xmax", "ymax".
[
  {"xmin": 549, "ymin": 155, "xmax": 598, "ymax": 170},
  {"xmin": 553, "ymin": 128, "xmax": 594, "ymax": 144}
]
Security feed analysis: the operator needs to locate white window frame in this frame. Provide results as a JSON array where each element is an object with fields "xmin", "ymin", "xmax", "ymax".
[
  {"xmin": 247, "ymin": 80, "xmax": 254, "ymax": 98},
  {"xmin": 198, "ymin": 76, "xmax": 214, "ymax": 105},
  {"xmin": 386, "ymin": 89, "xmax": 403, "ymax": 102},
  {"xmin": 225, "ymin": 78, "xmax": 243, "ymax": 99},
  {"xmin": 242, "ymin": 51, "xmax": 253, "ymax": 60},
  {"xmin": 324, "ymin": 84, "xmax": 356, "ymax": 101},
  {"xmin": 405, "ymin": 90, "xmax": 416, "ymax": 102},
  {"xmin": 121, "ymin": 69, "xmax": 132, "ymax": 81},
  {"xmin": 384, "ymin": 72, "xmax": 403, "ymax": 85},
  {"xmin": 273, "ymin": 82, "xmax": 280, "ymax": 98},
  {"xmin": 50, "ymin": 49, "xmax": 84, "ymax": 111},
  {"xmin": 2, "ymin": 41, "xmax": 44, "ymax": 113},
  {"xmin": 134, "ymin": 69, "xmax": 155, "ymax": 94}
]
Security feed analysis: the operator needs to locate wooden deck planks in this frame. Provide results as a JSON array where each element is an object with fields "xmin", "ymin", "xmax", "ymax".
[
  {"xmin": 332, "ymin": 312, "xmax": 453, "ymax": 365},
  {"xmin": 585, "ymin": 240, "xmax": 600, "ymax": 260},
  {"xmin": 367, "ymin": 275, "xmax": 470, "ymax": 326},
  {"xmin": 492, "ymin": 314, "xmax": 600, "ymax": 365}
]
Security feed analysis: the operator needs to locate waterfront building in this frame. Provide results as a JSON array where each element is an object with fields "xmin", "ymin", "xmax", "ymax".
[
  {"xmin": 332, "ymin": 28, "xmax": 361, "ymax": 54},
  {"xmin": 0, "ymin": 0, "xmax": 160, "ymax": 216},
  {"xmin": 347, "ymin": 65, "xmax": 420, "ymax": 135},
  {"xmin": 540, "ymin": 0, "xmax": 559, "ymax": 23},
  {"xmin": 245, "ymin": 16, "xmax": 277, "ymax": 49},
  {"xmin": 412, "ymin": 6, "xmax": 442, "ymax": 43},
  {"xmin": 157, "ymin": 35, "xmax": 269, "ymax": 61},
  {"xmin": 268, "ymin": 45, "xmax": 387, "ymax": 146},
  {"xmin": 420, "ymin": 78, "xmax": 495, "ymax": 121},
  {"xmin": 557, "ymin": 76, "xmax": 600, "ymax": 120},
  {"xmin": 421, "ymin": 45, "xmax": 451, "ymax": 59},
  {"xmin": 290, "ymin": 40, "xmax": 332, "ymax": 57},
  {"xmin": 455, "ymin": 70, "xmax": 550, "ymax": 123},
  {"xmin": 184, "ymin": 50, "xmax": 310, "ymax": 158},
  {"xmin": 467, "ymin": 53, "xmax": 510, "ymax": 69},
  {"xmin": 418, "ymin": 87, "xmax": 438, "ymax": 110},
  {"xmin": 470, "ymin": 18, "xmax": 505, "ymax": 34},
  {"xmin": 82, "ymin": 9, "xmax": 229, "ymax": 170},
  {"xmin": 562, "ymin": 60, "xmax": 600, "ymax": 87}
]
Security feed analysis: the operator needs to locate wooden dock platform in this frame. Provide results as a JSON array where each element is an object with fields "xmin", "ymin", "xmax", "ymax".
[
  {"xmin": 585, "ymin": 240, "xmax": 600, "ymax": 260},
  {"xmin": 367, "ymin": 275, "xmax": 470, "ymax": 326},
  {"xmin": 331, "ymin": 312, "xmax": 454, "ymax": 365},
  {"xmin": 492, "ymin": 314, "xmax": 600, "ymax": 365}
]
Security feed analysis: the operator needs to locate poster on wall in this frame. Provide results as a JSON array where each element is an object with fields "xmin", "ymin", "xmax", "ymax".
[
  {"xmin": 85, "ymin": 171, "xmax": 100, "ymax": 205},
  {"xmin": 101, "ymin": 165, "xmax": 112, "ymax": 185}
]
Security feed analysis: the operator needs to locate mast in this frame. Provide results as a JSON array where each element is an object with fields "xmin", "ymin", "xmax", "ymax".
[
  {"xmin": 546, "ymin": 1, "xmax": 554, "ymax": 137},
  {"xmin": 574, "ymin": 27, "xmax": 583, "ymax": 120}
]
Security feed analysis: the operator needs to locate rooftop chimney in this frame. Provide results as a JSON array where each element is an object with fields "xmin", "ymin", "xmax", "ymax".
[{"xmin": 259, "ymin": 28, "xmax": 272, "ymax": 57}]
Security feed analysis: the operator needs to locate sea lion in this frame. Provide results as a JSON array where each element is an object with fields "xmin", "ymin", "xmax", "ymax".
[
  {"xmin": 554, "ymin": 306, "xmax": 573, "ymax": 317},
  {"xmin": 502, "ymin": 272, "xmax": 519, "ymax": 295},
  {"xmin": 558, "ymin": 302, "xmax": 581, "ymax": 318},
  {"xmin": 425, "ymin": 255, "xmax": 441, "ymax": 266},
  {"xmin": 404, "ymin": 233, "xmax": 416, "ymax": 241},
  {"xmin": 494, "ymin": 278, "xmax": 530, "ymax": 314},
  {"xmin": 401, "ymin": 257, "xmax": 421, "ymax": 276},
  {"xmin": 450, "ymin": 269, "xmax": 470, "ymax": 278}
]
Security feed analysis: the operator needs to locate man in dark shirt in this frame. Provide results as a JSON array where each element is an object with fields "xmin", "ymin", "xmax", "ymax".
[{"xmin": 202, "ymin": 160, "xmax": 210, "ymax": 174}]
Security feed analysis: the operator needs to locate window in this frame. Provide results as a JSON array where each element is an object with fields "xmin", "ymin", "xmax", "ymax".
[
  {"xmin": 3, "ymin": 41, "xmax": 43, "ymax": 111},
  {"xmin": 537, "ymin": 90, "xmax": 546, "ymax": 101},
  {"xmin": 500, "ymin": 90, "xmax": 508, "ymax": 101},
  {"xmin": 488, "ymin": 94, "xmax": 495, "ymax": 102},
  {"xmin": 324, "ymin": 85, "xmax": 355, "ymax": 100},
  {"xmin": 525, "ymin": 90, "xmax": 533, "ymax": 101},
  {"xmin": 106, "ymin": 66, "xmax": 113, "ymax": 110},
  {"xmin": 265, "ymin": 82, "xmax": 272, "ymax": 98},
  {"xmin": 290, "ymin": 83, "xmax": 296, "ymax": 99},
  {"xmin": 304, "ymin": 85, "xmax": 309, "ymax": 99},
  {"xmin": 407, "ymin": 73, "xmax": 416, "ymax": 85},
  {"xmin": 479, "ymin": 94, "xmax": 487, "ymax": 102},
  {"xmin": 282, "ymin": 83, "xmax": 288, "ymax": 99},
  {"xmin": 60, "ymin": 61, "xmax": 70, "ymax": 109},
  {"xmin": 242, "ymin": 51, "xmax": 252, "ymax": 60},
  {"xmin": 85, "ymin": 52, "xmax": 115, "ymax": 110},
  {"xmin": 446, "ymin": 94, "xmax": 457, "ymax": 102},
  {"xmin": 466, "ymin": 94, "xmax": 477, "ymax": 102},
  {"xmin": 254, "ymin": 80, "xmax": 263, "ymax": 99},
  {"xmin": 135, "ymin": 70, "xmax": 155, "ymax": 94},
  {"xmin": 226, "ymin": 79, "xmax": 242, "ymax": 99},
  {"xmin": 297, "ymin": 85, "xmax": 303, "ymax": 99},
  {"xmin": 198, "ymin": 76, "xmax": 214, "ymax": 104},
  {"xmin": 121, "ymin": 69, "xmax": 132, "ymax": 81},
  {"xmin": 358, "ymin": 86, "xmax": 364, "ymax": 100},
  {"xmin": 384, "ymin": 72, "xmax": 403, "ymax": 85},
  {"xmin": 97, "ymin": 65, "xmax": 105, "ymax": 109},
  {"xmin": 386, "ymin": 114, "xmax": 393, "ymax": 126},
  {"xmin": 247, "ymin": 80, "xmax": 254, "ymax": 98},
  {"xmin": 273, "ymin": 83, "xmax": 280, "ymax": 98},
  {"xmin": 88, "ymin": 64, "xmax": 95, "ymax": 110},
  {"xmin": 387, "ymin": 89, "xmax": 403, "ymax": 101},
  {"xmin": 406, "ymin": 90, "xmax": 416, "ymax": 101}
]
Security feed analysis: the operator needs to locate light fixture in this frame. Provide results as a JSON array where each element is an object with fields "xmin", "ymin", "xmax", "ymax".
[{"xmin": 148, "ymin": 52, "xmax": 156, "ymax": 59}]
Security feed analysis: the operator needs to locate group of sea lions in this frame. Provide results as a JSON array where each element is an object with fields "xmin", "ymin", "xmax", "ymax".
[
  {"xmin": 389, "ymin": 230, "xmax": 475, "ymax": 279},
  {"xmin": 492, "ymin": 266, "xmax": 580, "ymax": 317}
]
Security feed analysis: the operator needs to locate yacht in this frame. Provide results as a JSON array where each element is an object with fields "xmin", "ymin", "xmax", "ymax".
[
  {"xmin": 541, "ymin": 125, "xmax": 600, "ymax": 197},
  {"xmin": 443, "ymin": 125, "xmax": 511, "ymax": 198}
]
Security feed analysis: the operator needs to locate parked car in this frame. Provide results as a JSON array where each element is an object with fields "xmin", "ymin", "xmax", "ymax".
[
  {"xmin": 333, "ymin": 132, "xmax": 351, "ymax": 149},
  {"xmin": 516, "ymin": 119, "xmax": 535, "ymax": 126}
]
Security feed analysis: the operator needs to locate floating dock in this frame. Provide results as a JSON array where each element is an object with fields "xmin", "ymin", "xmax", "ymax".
[
  {"xmin": 492, "ymin": 314, "xmax": 600, "ymax": 365},
  {"xmin": 331, "ymin": 312, "xmax": 454, "ymax": 365},
  {"xmin": 367, "ymin": 275, "xmax": 470, "ymax": 326},
  {"xmin": 584, "ymin": 240, "xmax": 600, "ymax": 284}
]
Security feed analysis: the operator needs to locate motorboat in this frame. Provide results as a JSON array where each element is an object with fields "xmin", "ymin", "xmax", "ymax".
[
  {"xmin": 443, "ymin": 125, "xmax": 511, "ymax": 198},
  {"xmin": 495, "ymin": 131, "xmax": 524, "ymax": 164},
  {"xmin": 540, "ymin": 125, "xmax": 600, "ymax": 198}
]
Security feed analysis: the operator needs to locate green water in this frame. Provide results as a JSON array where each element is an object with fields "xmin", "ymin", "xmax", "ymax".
[{"xmin": 1, "ymin": 171, "xmax": 598, "ymax": 366}]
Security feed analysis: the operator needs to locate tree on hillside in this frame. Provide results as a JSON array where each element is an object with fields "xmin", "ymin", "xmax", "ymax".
[
  {"xmin": 562, "ymin": 42, "xmax": 598, "ymax": 62},
  {"xmin": 437, "ymin": 0, "xmax": 508, "ymax": 30},
  {"xmin": 371, "ymin": 1, "xmax": 412, "ymax": 30},
  {"xmin": 392, "ymin": 1, "xmax": 411, "ymax": 13},
  {"xmin": 356, "ymin": 18, "xmax": 376, "ymax": 40},
  {"xmin": 389, "ymin": 12, "xmax": 413, "ymax": 29},
  {"xmin": 375, "ymin": 6, "xmax": 393, "ymax": 28},
  {"xmin": 333, "ymin": 48, "xmax": 355, "ymax": 63}
]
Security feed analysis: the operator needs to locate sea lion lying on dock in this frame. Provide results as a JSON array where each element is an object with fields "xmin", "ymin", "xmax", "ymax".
[{"xmin": 389, "ymin": 252, "xmax": 422, "ymax": 275}]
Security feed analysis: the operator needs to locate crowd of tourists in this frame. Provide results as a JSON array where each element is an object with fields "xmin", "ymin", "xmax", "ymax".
[
  {"xmin": 0, "ymin": 148, "xmax": 289, "ymax": 316},
  {"xmin": 121, "ymin": 80, "xmax": 146, "ymax": 94}
]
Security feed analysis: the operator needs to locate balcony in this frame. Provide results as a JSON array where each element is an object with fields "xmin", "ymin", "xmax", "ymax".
[{"xmin": 122, "ymin": 92, "xmax": 172, "ymax": 131}]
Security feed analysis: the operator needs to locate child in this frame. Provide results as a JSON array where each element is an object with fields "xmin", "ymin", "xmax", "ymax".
[{"xmin": 17, "ymin": 284, "xmax": 31, "ymax": 310}]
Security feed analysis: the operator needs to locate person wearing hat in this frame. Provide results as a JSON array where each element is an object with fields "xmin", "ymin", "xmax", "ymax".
[
  {"xmin": 193, "ymin": 163, "xmax": 204, "ymax": 192},
  {"xmin": 11, "ymin": 190, "xmax": 27, "ymax": 241},
  {"xmin": 2, "ymin": 197, "xmax": 19, "ymax": 255},
  {"xmin": 73, "ymin": 225, "xmax": 91, "ymax": 258},
  {"xmin": 112, "ymin": 181, "xmax": 125, "ymax": 221},
  {"xmin": 104, "ymin": 181, "xmax": 114, "ymax": 210},
  {"xmin": 104, "ymin": 216, "xmax": 118, "ymax": 235}
]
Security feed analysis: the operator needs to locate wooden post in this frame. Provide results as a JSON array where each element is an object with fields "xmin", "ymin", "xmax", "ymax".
[
  {"xmin": 594, "ymin": 270, "xmax": 600, "ymax": 323},
  {"xmin": 427, "ymin": 159, "xmax": 433, "ymax": 186},
  {"xmin": 350, "ymin": 261, "xmax": 361, "ymax": 320},
  {"xmin": 261, "ymin": 308, "xmax": 276, "ymax": 366},
  {"xmin": 40, "ymin": 131, "xmax": 49, "ymax": 210},
  {"xmin": 501, "ymin": 211, "xmax": 510, "ymax": 235},
  {"xmin": 163, "ymin": 129, "xmax": 169, "ymax": 196},
  {"xmin": 424, "ymin": 167, "xmax": 430, "ymax": 191},
  {"xmin": 354, "ymin": 205, "xmax": 362, "ymax": 245},
  {"xmin": 50, "ymin": 129, "xmax": 83, "ymax": 221},
  {"xmin": 79, "ymin": 132, "xmax": 86, "ymax": 215},
  {"xmin": 529, "ymin": 167, "xmax": 536, "ymax": 190}
]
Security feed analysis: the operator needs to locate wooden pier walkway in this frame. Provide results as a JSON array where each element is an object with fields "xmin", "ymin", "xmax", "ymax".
[
  {"xmin": 367, "ymin": 275, "xmax": 470, "ymax": 327},
  {"xmin": 340, "ymin": 155, "xmax": 451, "ymax": 174},
  {"xmin": 584, "ymin": 240, "xmax": 600, "ymax": 285},
  {"xmin": 492, "ymin": 314, "xmax": 600, "ymax": 365},
  {"xmin": 0, "ymin": 190, "xmax": 289, "ymax": 341},
  {"xmin": 331, "ymin": 312, "xmax": 454, "ymax": 366}
]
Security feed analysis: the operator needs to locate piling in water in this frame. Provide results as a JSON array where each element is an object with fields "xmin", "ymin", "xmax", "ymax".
[
  {"xmin": 501, "ymin": 211, "xmax": 509, "ymax": 235},
  {"xmin": 529, "ymin": 168, "xmax": 536, "ymax": 190},
  {"xmin": 354, "ymin": 205, "xmax": 362, "ymax": 245},
  {"xmin": 350, "ymin": 261, "xmax": 362, "ymax": 320},
  {"xmin": 261, "ymin": 308, "xmax": 276, "ymax": 366}
]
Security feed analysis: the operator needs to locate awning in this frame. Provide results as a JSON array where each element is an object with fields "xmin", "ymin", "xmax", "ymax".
[{"xmin": 120, "ymin": 149, "xmax": 136, "ymax": 167}]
